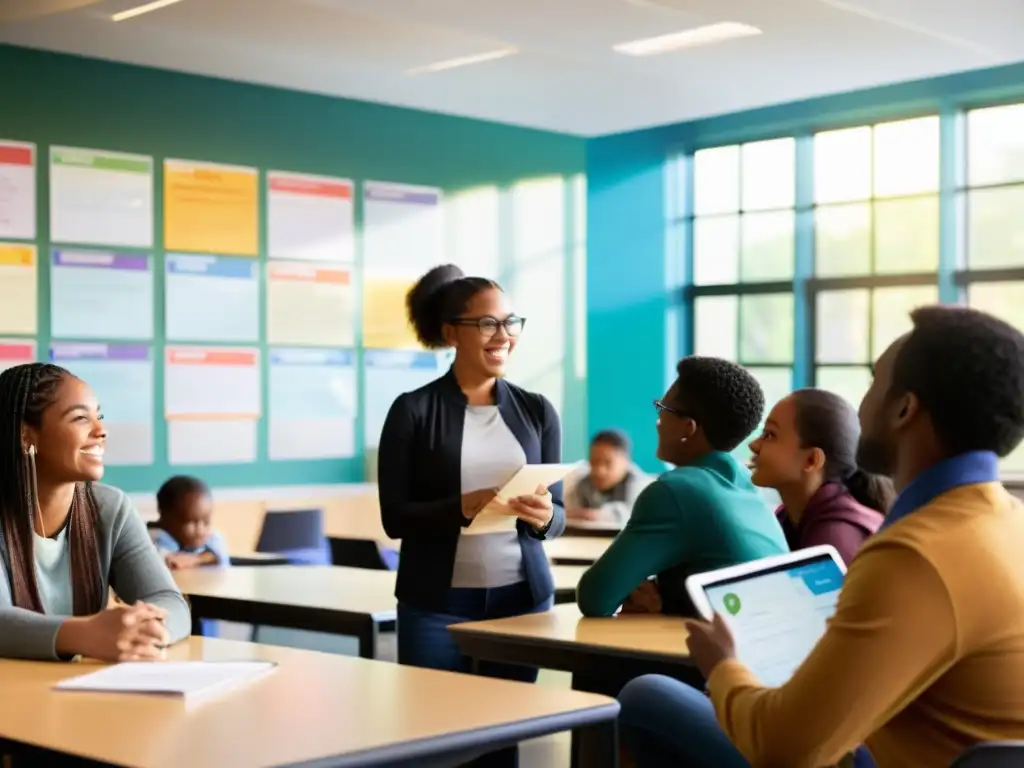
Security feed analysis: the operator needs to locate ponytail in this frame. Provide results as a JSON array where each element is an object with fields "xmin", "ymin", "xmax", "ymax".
[{"xmin": 843, "ymin": 468, "xmax": 895, "ymax": 515}]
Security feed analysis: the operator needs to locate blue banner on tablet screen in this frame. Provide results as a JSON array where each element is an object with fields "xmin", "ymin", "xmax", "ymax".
[{"xmin": 705, "ymin": 556, "xmax": 844, "ymax": 687}]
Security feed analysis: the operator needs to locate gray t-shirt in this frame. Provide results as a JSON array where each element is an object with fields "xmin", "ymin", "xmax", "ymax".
[
  {"xmin": 451, "ymin": 405, "xmax": 527, "ymax": 589},
  {"xmin": 0, "ymin": 483, "xmax": 191, "ymax": 660}
]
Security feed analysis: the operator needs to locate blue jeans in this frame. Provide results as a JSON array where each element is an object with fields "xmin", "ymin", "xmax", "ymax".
[
  {"xmin": 398, "ymin": 581, "xmax": 553, "ymax": 767},
  {"xmin": 620, "ymin": 675, "xmax": 876, "ymax": 768},
  {"xmin": 619, "ymin": 674, "xmax": 749, "ymax": 767}
]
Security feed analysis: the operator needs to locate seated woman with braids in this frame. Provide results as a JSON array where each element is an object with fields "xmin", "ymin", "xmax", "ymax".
[{"xmin": 0, "ymin": 363, "xmax": 190, "ymax": 661}]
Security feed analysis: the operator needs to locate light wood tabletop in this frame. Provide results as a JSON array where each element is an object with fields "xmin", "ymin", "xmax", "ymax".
[
  {"xmin": 172, "ymin": 565, "xmax": 397, "ymax": 658},
  {"xmin": 450, "ymin": 603, "xmax": 690, "ymax": 662},
  {"xmin": 543, "ymin": 536, "xmax": 611, "ymax": 565},
  {"xmin": 0, "ymin": 637, "xmax": 619, "ymax": 768}
]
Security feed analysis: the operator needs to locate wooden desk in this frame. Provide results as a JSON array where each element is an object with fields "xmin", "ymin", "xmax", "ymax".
[
  {"xmin": 0, "ymin": 637, "xmax": 619, "ymax": 768},
  {"xmin": 173, "ymin": 566, "xmax": 396, "ymax": 658},
  {"xmin": 564, "ymin": 521, "xmax": 622, "ymax": 539},
  {"xmin": 544, "ymin": 536, "xmax": 611, "ymax": 565},
  {"xmin": 552, "ymin": 564, "xmax": 587, "ymax": 604},
  {"xmin": 450, "ymin": 603, "xmax": 696, "ymax": 767}
]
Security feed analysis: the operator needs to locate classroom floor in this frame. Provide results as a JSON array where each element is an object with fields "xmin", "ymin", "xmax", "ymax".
[{"xmin": 215, "ymin": 622, "xmax": 572, "ymax": 767}]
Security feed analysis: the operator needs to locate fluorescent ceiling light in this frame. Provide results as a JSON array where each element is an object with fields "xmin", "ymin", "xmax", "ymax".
[
  {"xmin": 111, "ymin": 0, "xmax": 184, "ymax": 22},
  {"xmin": 406, "ymin": 48, "xmax": 518, "ymax": 76},
  {"xmin": 613, "ymin": 22, "xmax": 762, "ymax": 56}
]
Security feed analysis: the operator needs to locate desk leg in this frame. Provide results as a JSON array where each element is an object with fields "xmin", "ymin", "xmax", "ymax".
[
  {"xmin": 573, "ymin": 718, "xmax": 618, "ymax": 768},
  {"xmin": 358, "ymin": 621, "xmax": 379, "ymax": 659}
]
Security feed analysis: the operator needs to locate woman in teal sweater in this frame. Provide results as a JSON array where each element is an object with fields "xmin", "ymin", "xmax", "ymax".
[{"xmin": 577, "ymin": 356, "xmax": 789, "ymax": 617}]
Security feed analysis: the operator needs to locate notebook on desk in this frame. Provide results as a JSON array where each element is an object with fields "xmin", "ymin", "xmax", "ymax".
[{"xmin": 55, "ymin": 661, "xmax": 277, "ymax": 704}]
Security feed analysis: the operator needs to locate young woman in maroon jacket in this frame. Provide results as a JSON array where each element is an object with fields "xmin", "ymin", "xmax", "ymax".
[{"xmin": 748, "ymin": 388, "xmax": 892, "ymax": 565}]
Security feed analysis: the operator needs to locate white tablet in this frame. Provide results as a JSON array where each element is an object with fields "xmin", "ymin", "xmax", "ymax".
[{"xmin": 685, "ymin": 545, "xmax": 847, "ymax": 688}]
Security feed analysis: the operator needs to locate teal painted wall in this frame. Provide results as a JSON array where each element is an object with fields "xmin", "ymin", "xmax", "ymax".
[
  {"xmin": 586, "ymin": 60, "xmax": 1024, "ymax": 473},
  {"xmin": 0, "ymin": 45, "xmax": 587, "ymax": 492}
]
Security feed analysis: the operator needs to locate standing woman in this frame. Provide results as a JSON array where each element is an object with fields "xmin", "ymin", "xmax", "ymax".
[
  {"xmin": 748, "ymin": 388, "xmax": 892, "ymax": 565},
  {"xmin": 0, "ymin": 363, "xmax": 191, "ymax": 662},
  {"xmin": 378, "ymin": 266, "xmax": 565, "ymax": 746}
]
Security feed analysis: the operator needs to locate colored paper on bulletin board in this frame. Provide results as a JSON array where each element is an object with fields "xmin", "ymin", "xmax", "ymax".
[
  {"xmin": 269, "ymin": 347, "xmax": 356, "ymax": 460},
  {"xmin": 362, "ymin": 275, "xmax": 419, "ymax": 350},
  {"xmin": 50, "ymin": 147, "xmax": 153, "ymax": 248},
  {"xmin": 164, "ymin": 159, "xmax": 258, "ymax": 256},
  {"xmin": 0, "ymin": 338, "xmax": 35, "ymax": 374},
  {"xmin": 0, "ymin": 243, "xmax": 37, "ymax": 335},
  {"xmin": 363, "ymin": 349, "xmax": 445, "ymax": 449},
  {"xmin": 51, "ymin": 250, "xmax": 153, "ymax": 340},
  {"xmin": 0, "ymin": 141, "xmax": 36, "ymax": 240},
  {"xmin": 267, "ymin": 172, "xmax": 354, "ymax": 262},
  {"xmin": 50, "ymin": 343, "xmax": 154, "ymax": 466},
  {"xmin": 362, "ymin": 181, "xmax": 443, "ymax": 276},
  {"xmin": 165, "ymin": 254, "xmax": 259, "ymax": 342},
  {"xmin": 266, "ymin": 261, "xmax": 354, "ymax": 347},
  {"xmin": 165, "ymin": 347, "xmax": 260, "ymax": 465}
]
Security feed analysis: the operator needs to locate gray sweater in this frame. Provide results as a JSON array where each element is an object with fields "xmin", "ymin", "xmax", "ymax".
[{"xmin": 0, "ymin": 483, "xmax": 191, "ymax": 660}]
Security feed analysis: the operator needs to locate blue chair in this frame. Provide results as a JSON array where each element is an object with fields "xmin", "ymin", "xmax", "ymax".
[
  {"xmin": 256, "ymin": 508, "xmax": 330, "ymax": 565},
  {"xmin": 951, "ymin": 742, "xmax": 1024, "ymax": 767}
]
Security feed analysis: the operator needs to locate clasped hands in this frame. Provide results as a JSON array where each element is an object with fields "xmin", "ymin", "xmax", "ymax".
[{"xmin": 461, "ymin": 484, "xmax": 553, "ymax": 531}]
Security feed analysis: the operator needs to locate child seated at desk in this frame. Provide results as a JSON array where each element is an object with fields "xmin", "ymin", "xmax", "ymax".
[
  {"xmin": 151, "ymin": 476, "xmax": 228, "ymax": 570},
  {"xmin": 567, "ymin": 430, "xmax": 651, "ymax": 525}
]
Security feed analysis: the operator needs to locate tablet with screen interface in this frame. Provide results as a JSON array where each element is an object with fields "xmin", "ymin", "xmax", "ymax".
[{"xmin": 685, "ymin": 545, "xmax": 847, "ymax": 688}]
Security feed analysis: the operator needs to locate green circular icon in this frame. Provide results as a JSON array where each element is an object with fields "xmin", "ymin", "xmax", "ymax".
[{"xmin": 723, "ymin": 593, "xmax": 742, "ymax": 615}]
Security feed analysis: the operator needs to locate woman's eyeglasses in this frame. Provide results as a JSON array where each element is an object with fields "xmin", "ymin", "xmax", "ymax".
[
  {"xmin": 654, "ymin": 399, "xmax": 687, "ymax": 417},
  {"xmin": 450, "ymin": 315, "xmax": 527, "ymax": 339}
]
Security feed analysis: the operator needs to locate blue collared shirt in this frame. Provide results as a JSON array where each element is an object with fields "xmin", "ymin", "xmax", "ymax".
[
  {"xmin": 151, "ymin": 527, "xmax": 230, "ymax": 565},
  {"xmin": 883, "ymin": 450, "xmax": 1000, "ymax": 529}
]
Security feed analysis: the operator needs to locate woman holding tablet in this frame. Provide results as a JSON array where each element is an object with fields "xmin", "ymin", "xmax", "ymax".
[
  {"xmin": 0, "ymin": 363, "xmax": 190, "ymax": 662},
  {"xmin": 377, "ymin": 265, "xmax": 565, "ymax": 766},
  {"xmin": 747, "ymin": 388, "xmax": 891, "ymax": 565}
]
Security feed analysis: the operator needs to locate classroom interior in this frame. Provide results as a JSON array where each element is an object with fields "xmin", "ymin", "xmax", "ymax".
[{"xmin": 2, "ymin": 1, "xmax": 1024, "ymax": 766}]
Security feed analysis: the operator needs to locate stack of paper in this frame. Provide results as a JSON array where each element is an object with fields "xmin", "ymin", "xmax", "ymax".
[{"xmin": 55, "ymin": 661, "xmax": 276, "ymax": 704}]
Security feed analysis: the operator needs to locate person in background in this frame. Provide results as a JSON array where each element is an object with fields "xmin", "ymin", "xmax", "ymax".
[
  {"xmin": 566, "ymin": 430, "xmax": 651, "ymax": 526},
  {"xmin": 377, "ymin": 264, "xmax": 565, "ymax": 768},
  {"xmin": 748, "ymin": 388, "xmax": 891, "ymax": 565},
  {"xmin": 619, "ymin": 305, "xmax": 1024, "ymax": 767},
  {"xmin": 576, "ymin": 356, "xmax": 788, "ymax": 618},
  {"xmin": 151, "ymin": 475, "xmax": 228, "ymax": 570},
  {"xmin": 0, "ymin": 363, "xmax": 190, "ymax": 662}
]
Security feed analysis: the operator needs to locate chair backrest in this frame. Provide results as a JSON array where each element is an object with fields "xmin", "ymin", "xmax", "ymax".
[
  {"xmin": 257, "ymin": 508, "xmax": 326, "ymax": 553},
  {"xmin": 951, "ymin": 742, "xmax": 1024, "ymax": 767}
]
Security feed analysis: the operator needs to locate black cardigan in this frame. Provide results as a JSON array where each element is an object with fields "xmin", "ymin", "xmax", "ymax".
[{"xmin": 377, "ymin": 368, "xmax": 566, "ymax": 612}]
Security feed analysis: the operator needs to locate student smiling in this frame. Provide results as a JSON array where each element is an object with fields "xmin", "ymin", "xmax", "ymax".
[
  {"xmin": 748, "ymin": 388, "xmax": 890, "ymax": 565},
  {"xmin": 0, "ymin": 363, "xmax": 190, "ymax": 662}
]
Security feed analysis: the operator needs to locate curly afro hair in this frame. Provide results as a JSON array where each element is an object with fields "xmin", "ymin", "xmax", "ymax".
[
  {"xmin": 890, "ymin": 305, "xmax": 1024, "ymax": 458},
  {"xmin": 670, "ymin": 356, "xmax": 765, "ymax": 452}
]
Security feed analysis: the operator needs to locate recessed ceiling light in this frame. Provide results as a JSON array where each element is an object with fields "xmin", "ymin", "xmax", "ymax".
[
  {"xmin": 111, "ymin": 0, "xmax": 184, "ymax": 22},
  {"xmin": 613, "ymin": 21, "xmax": 761, "ymax": 56},
  {"xmin": 405, "ymin": 47, "xmax": 518, "ymax": 76}
]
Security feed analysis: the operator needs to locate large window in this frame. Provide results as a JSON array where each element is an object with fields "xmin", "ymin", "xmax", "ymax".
[
  {"xmin": 683, "ymin": 101, "xmax": 1024, "ymax": 475},
  {"xmin": 962, "ymin": 103, "xmax": 1024, "ymax": 471},
  {"xmin": 689, "ymin": 139, "xmax": 797, "ymax": 452},
  {"xmin": 811, "ymin": 117, "xmax": 940, "ymax": 408}
]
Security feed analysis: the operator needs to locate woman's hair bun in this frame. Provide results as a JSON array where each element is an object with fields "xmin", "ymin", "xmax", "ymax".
[{"xmin": 406, "ymin": 264, "xmax": 466, "ymax": 348}]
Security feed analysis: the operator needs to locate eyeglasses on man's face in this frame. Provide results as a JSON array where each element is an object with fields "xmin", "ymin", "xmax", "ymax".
[
  {"xmin": 450, "ymin": 315, "xmax": 527, "ymax": 339},
  {"xmin": 653, "ymin": 399, "xmax": 687, "ymax": 418}
]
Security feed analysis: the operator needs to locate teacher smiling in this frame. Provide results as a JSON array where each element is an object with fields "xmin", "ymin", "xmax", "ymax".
[{"xmin": 377, "ymin": 264, "xmax": 565, "ymax": 766}]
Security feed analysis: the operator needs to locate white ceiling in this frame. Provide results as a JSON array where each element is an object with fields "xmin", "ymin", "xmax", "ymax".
[{"xmin": 2, "ymin": 0, "xmax": 1023, "ymax": 135}]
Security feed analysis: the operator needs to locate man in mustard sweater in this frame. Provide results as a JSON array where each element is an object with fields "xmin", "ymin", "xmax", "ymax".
[{"xmin": 618, "ymin": 305, "xmax": 1024, "ymax": 767}]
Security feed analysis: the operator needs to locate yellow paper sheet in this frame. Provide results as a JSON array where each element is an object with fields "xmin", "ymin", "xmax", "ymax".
[
  {"xmin": 164, "ymin": 160, "xmax": 258, "ymax": 256},
  {"xmin": 362, "ymin": 275, "xmax": 420, "ymax": 350},
  {"xmin": 0, "ymin": 243, "xmax": 36, "ymax": 335},
  {"xmin": 267, "ymin": 262, "xmax": 354, "ymax": 346}
]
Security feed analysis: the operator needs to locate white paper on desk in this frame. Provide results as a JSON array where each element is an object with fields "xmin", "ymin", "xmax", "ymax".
[{"xmin": 55, "ymin": 661, "xmax": 276, "ymax": 704}]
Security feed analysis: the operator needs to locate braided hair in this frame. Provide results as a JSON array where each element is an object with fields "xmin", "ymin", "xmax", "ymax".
[{"xmin": 0, "ymin": 363, "xmax": 104, "ymax": 615}]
